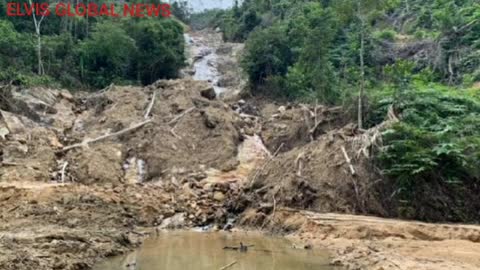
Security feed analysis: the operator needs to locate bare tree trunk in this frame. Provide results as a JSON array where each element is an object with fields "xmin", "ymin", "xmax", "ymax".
[
  {"xmin": 29, "ymin": 0, "xmax": 52, "ymax": 76},
  {"xmin": 448, "ymin": 54, "xmax": 454, "ymax": 85},
  {"xmin": 358, "ymin": 14, "xmax": 365, "ymax": 129},
  {"xmin": 36, "ymin": 31, "xmax": 43, "ymax": 75}
]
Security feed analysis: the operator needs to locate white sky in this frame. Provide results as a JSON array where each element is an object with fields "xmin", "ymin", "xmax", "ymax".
[{"xmin": 186, "ymin": 0, "xmax": 236, "ymax": 12}]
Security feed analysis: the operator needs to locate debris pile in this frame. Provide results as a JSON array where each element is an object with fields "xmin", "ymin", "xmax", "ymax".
[
  {"xmin": 240, "ymin": 105, "xmax": 400, "ymax": 220},
  {"xmin": 1, "ymin": 79, "xmax": 252, "ymax": 185},
  {"xmin": 0, "ymin": 79, "xmax": 256, "ymax": 269}
]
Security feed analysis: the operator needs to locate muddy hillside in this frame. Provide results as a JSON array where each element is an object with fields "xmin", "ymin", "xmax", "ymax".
[{"xmin": 1, "ymin": 29, "xmax": 480, "ymax": 270}]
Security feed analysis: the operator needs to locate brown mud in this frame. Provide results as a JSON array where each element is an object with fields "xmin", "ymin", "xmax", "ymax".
[
  {"xmin": 1, "ymin": 29, "xmax": 480, "ymax": 270},
  {"xmin": 241, "ymin": 209, "xmax": 480, "ymax": 270}
]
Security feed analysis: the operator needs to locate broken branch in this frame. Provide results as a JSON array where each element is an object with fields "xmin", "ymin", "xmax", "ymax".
[
  {"xmin": 341, "ymin": 146, "xmax": 356, "ymax": 176},
  {"xmin": 219, "ymin": 261, "xmax": 237, "ymax": 270},
  {"xmin": 60, "ymin": 161, "xmax": 68, "ymax": 183},
  {"xmin": 168, "ymin": 107, "xmax": 195, "ymax": 126},
  {"xmin": 144, "ymin": 92, "xmax": 156, "ymax": 119}
]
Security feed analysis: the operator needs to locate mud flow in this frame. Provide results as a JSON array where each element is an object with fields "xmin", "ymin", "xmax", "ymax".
[{"xmin": 93, "ymin": 231, "xmax": 336, "ymax": 270}]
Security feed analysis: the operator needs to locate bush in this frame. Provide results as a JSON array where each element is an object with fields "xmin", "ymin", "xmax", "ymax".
[
  {"xmin": 128, "ymin": 18, "xmax": 186, "ymax": 85},
  {"xmin": 79, "ymin": 21, "xmax": 137, "ymax": 88},
  {"xmin": 374, "ymin": 87, "xmax": 480, "ymax": 221},
  {"xmin": 241, "ymin": 24, "xmax": 293, "ymax": 89},
  {"xmin": 0, "ymin": 20, "xmax": 34, "ymax": 74},
  {"xmin": 0, "ymin": 13, "xmax": 186, "ymax": 89},
  {"xmin": 374, "ymin": 29, "xmax": 396, "ymax": 41}
]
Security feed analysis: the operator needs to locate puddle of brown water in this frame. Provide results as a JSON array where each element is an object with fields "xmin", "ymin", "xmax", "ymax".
[{"xmin": 93, "ymin": 231, "xmax": 337, "ymax": 270}]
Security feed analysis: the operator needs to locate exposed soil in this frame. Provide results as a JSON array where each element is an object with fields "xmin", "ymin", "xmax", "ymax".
[
  {"xmin": 240, "ymin": 208, "xmax": 480, "ymax": 270},
  {"xmin": 0, "ymin": 78, "xmax": 252, "ymax": 269},
  {"xmin": 1, "ymin": 29, "xmax": 480, "ymax": 270}
]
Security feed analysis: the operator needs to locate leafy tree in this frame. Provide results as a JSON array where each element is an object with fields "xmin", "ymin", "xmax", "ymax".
[
  {"xmin": 80, "ymin": 21, "xmax": 137, "ymax": 88},
  {"xmin": 0, "ymin": 1, "xmax": 187, "ymax": 89},
  {"xmin": 171, "ymin": 1, "xmax": 191, "ymax": 23},
  {"xmin": 128, "ymin": 18, "xmax": 186, "ymax": 85},
  {"xmin": 287, "ymin": 4, "xmax": 339, "ymax": 103},
  {"xmin": 375, "ymin": 87, "xmax": 480, "ymax": 221},
  {"xmin": 241, "ymin": 24, "xmax": 293, "ymax": 92}
]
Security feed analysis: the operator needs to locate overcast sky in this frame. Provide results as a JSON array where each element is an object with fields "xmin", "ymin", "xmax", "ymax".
[{"xmin": 185, "ymin": 0, "xmax": 236, "ymax": 12}]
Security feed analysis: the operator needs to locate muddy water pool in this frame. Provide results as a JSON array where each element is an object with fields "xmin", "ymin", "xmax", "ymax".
[{"xmin": 93, "ymin": 231, "xmax": 337, "ymax": 270}]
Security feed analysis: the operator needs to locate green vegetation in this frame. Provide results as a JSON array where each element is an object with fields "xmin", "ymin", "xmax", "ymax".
[
  {"xmin": 190, "ymin": 0, "xmax": 480, "ymax": 221},
  {"xmin": 373, "ymin": 78, "xmax": 480, "ymax": 221},
  {"xmin": 0, "ymin": 0, "xmax": 186, "ymax": 89}
]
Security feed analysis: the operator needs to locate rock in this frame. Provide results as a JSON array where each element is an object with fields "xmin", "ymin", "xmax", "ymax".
[
  {"xmin": 258, "ymin": 203, "xmax": 274, "ymax": 214},
  {"xmin": 59, "ymin": 90, "xmax": 74, "ymax": 101},
  {"xmin": 220, "ymin": 159, "xmax": 240, "ymax": 172},
  {"xmin": 0, "ymin": 122, "xmax": 9, "ymax": 140},
  {"xmin": 0, "ymin": 110, "xmax": 27, "ymax": 133},
  {"xmin": 200, "ymin": 87, "xmax": 216, "ymax": 100},
  {"xmin": 202, "ymin": 111, "xmax": 220, "ymax": 129},
  {"xmin": 3, "ymin": 141, "xmax": 29, "ymax": 161},
  {"xmin": 243, "ymin": 127, "xmax": 255, "ymax": 136},
  {"xmin": 158, "ymin": 213, "xmax": 186, "ymax": 229},
  {"xmin": 12, "ymin": 88, "xmax": 58, "ymax": 115},
  {"xmin": 202, "ymin": 182, "xmax": 213, "ymax": 192},
  {"xmin": 213, "ymin": 191, "xmax": 225, "ymax": 201},
  {"xmin": 188, "ymin": 172, "xmax": 207, "ymax": 181}
]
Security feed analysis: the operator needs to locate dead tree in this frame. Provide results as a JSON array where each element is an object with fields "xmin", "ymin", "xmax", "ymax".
[
  {"xmin": 357, "ymin": 0, "xmax": 366, "ymax": 130},
  {"xmin": 28, "ymin": 0, "xmax": 57, "ymax": 75}
]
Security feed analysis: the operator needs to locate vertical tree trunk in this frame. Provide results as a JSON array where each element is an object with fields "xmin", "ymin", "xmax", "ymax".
[
  {"xmin": 358, "ymin": 3, "xmax": 365, "ymax": 130},
  {"xmin": 29, "ymin": 0, "xmax": 48, "ymax": 76},
  {"xmin": 358, "ymin": 29, "xmax": 365, "ymax": 129},
  {"xmin": 86, "ymin": 11, "xmax": 89, "ymax": 36},
  {"xmin": 36, "ymin": 30, "xmax": 43, "ymax": 75}
]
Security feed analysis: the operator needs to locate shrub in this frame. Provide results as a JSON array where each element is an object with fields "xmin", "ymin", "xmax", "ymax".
[{"xmin": 374, "ymin": 29, "xmax": 396, "ymax": 41}]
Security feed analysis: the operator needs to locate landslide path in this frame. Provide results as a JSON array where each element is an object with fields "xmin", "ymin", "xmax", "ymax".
[{"xmin": 0, "ymin": 29, "xmax": 479, "ymax": 270}]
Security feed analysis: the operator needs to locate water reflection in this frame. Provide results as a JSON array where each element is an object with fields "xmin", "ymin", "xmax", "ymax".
[{"xmin": 93, "ymin": 231, "xmax": 336, "ymax": 270}]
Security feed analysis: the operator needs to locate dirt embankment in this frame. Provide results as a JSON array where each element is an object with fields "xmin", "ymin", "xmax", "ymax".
[{"xmin": 240, "ymin": 208, "xmax": 480, "ymax": 270}]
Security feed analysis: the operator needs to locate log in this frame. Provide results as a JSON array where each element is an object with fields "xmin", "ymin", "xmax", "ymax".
[
  {"xmin": 60, "ymin": 119, "xmax": 152, "ymax": 152},
  {"xmin": 223, "ymin": 244, "xmax": 254, "ymax": 251}
]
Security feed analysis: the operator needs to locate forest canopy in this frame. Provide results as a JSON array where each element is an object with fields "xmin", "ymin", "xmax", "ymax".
[{"xmin": 0, "ymin": 0, "xmax": 186, "ymax": 89}]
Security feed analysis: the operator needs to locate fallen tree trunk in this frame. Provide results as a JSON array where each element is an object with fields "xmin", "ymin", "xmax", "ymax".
[{"xmin": 60, "ymin": 119, "xmax": 152, "ymax": 152}]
